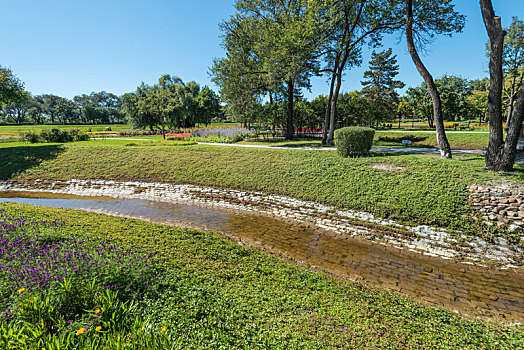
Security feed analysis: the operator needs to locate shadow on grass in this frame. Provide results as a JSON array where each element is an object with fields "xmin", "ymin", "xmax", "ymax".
[
  {"xmin": 368, "ymin": 151, "xmax": 418, "ymax": 158},
  {"xmin": 504, "ymin": 166, "xmax": 524, "ymax": 183},
  {"xmin": 0, "ymin": 145, "xmax": 64, "ymax": 180}
]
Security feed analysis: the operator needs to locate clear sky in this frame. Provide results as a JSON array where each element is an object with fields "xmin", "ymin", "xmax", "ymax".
[{"xmin": 1, "ymin": 1, "xmax": 522, "ymax": 100}]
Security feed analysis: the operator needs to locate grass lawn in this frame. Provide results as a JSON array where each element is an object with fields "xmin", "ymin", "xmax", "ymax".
[
  {"xmin": 373, "ymin": 131, "xmax": 489, "ymax": 149},
  {"xmin": 1, "ymin": 203, "xmax": 521, "ymax": 349},
  {"xmin": 0, "ymin": 122, "xmax": 242, "ymax": 135},
  {"xmin": 0, "ymin": 140, "xmax": 521, "ymax": 243},
  {"xmin": 0, "ymin": 124, "xmax": 131, "ymax": 134},
  {"xmin": 239, "ymin": 131, "xmax": 489, "ymax": 149}
]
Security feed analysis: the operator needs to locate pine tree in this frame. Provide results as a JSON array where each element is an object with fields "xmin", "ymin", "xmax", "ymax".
[{"xmin": 361, "ymin": 48, "xmax": 405, "ymax": 126}]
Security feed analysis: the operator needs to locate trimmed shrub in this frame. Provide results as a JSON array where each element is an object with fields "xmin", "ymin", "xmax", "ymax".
[{"xmin": 334, "ymin": 127, "xmax": 375, "ymax": 157}]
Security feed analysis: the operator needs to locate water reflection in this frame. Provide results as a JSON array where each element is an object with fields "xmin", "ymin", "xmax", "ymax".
[{"xmin": 0, "ymin": 191, "xmax": 522, "ymax": 322}]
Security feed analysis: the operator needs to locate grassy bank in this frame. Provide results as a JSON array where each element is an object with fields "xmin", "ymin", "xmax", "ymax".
[
  {"xmin": 0, "ymin": 124, "xmax": 131, "ymax": 134},
  {"xmin": 1, "ymin": 203, "xmax": 522, "ymax": 349},
  {"xmin": 373, "ymin": 131, "xmax": 489, "ymax": 149},
  {"xmin": 1, "ymin": 141, "xmax": 520, "ymax": 240},
  {"xmin": 238, "ymin": 131, "xmax": 489, "ymax": 149}
]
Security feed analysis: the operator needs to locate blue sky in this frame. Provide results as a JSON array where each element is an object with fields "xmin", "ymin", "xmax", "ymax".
[{"xmin": 1, "ymin": 1, "xmax": 522, "ymax": 100}]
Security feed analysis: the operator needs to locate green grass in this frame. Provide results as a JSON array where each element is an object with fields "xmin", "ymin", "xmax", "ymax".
[
  {"xmin": 0, "ymin": 141, "xmax": 520, "ymax": 241},
  {"xmin": 238, "ymin": 131, "xmax": 489, "ymax": 149},
  {"xmin": 373, "ymin": 131, "xmax": 489, "ymax": 149},
  {"xmin": 0, "ymin": 124, "xmax": 131, "ymax": 134},
  {"xmin": 1, "ymin": 203, "xmax": 522, "ymax": 349},
  {"xmin": 0, "ymin": 122, "xmax": 242, "ymax": 135}
]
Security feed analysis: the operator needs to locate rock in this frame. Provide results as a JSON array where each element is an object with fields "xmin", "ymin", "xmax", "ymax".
[
  {"xmin": 469, "ymin": 185, "xmax": 478, "ymax": 191},
  {"xmin": 509, "ymin": 224, "xmax": 523, "ymax": 234},
  {"xmin": 499, "ymin": 199, "xmax": 509, "ymax": 204},
  {"xmin": 496, "ymin": 222, "xmax": 506, "ymax": 228},
  {"xmin": 518, "ymin": 211, "xmax": 524, "ymax": 217},
  {"xmin": 508, "ymin": 198, "xmax": 517, "ymax": 203},
  {"xmin": 488, "ymin": 214, "xmax": 498, "ymax": 221}
]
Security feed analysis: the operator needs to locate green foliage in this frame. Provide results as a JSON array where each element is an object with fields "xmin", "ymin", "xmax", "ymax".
[
  {"xmin": 0, "ymin": 141, "xmax": 510, "ymax": 232},
  {"xmin": 0, "ymin": 204, "xmax": 522, "ymax": 349},
  {"xmin": 334, "ymin": 127, "xmax": 375, "ymax": 157},
  {"xmin": 20, "ymin": 128, "xmax": 89, "ymax": 143},
  {"xmin": 361, "ymin": 48, "xmax": 405, "ymax": 124},
  {"xmin": 123, "ymin": 76, "xmax": 221, "ymax": 132},
  {"xmin": 377, "ymin": 134, "xmax": 428, "ymax": 143},
  {"xmin": 404, "ymin": 75, "xmax": 476, "ymax": 123},
  {"xmin": 0, "ymin": 66, "xmax": 25, "ymax": 107}
]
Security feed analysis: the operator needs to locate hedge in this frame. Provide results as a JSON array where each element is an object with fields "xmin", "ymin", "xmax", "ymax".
[{"xmin": 334, "ymin": 127, "xmax": 375, "ymax": 157}]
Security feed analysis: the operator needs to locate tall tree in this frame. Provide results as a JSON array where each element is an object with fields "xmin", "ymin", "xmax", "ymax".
[
  {"xmin": 39, "ymin": 94, "xmax": 62, "ymax": 124},
  {"xmin": 481, "ymin": 0, "xmax": 524, "ymax": 171},
  {"xmin": 405, "ymin": 0, "xmax": 465, "ymax": 159},
  {"xmin": 501, "ymin": 17, "xmax": 524, "ymax": 124},
  {"xmin": 215, "ymin": 0, "xmax": 330, "ymax": 140},
  {"xmin": 2, "ymin": 91, "xmax": 30, "ymax": 124},
  {"xmin": 0, "ymin": 66, "xmax": 25, "ymax": 107},
  {"xmin": 404, "ymin": 84, "xmax": 433, "ymax": 127},
  {"xmin": 196, "ymin": 86, "xmax": 221, "ymax": 126},
  {"xmin": 210, "ymin": 15, "xmax": 267, "ymax": 126},
  {"xmin": 361, "ymin": 48, "xmax": 405, "ymax": 125}
]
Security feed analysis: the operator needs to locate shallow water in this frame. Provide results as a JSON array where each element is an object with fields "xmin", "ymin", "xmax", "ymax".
[{"xmin": 1, "ymin": 191, "xmax": 523, "ymax": 323}]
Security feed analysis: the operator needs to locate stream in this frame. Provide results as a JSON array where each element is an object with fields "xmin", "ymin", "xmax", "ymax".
[{"xmin": 1, "ymin": 191, "xmax": 523, "ymax": 323}]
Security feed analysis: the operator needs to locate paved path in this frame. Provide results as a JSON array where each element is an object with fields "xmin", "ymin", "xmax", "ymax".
[
  {"xmin": 93, "ymin": 138, "xmax": 486, "ymax": 156},
  {"xmin": 196, "ymin": 142, "xmax": 486, "ymax": 155}
]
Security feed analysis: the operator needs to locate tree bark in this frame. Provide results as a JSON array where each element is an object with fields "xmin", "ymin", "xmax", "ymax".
[
  {"xmin": 426, "ymin": 113, "xmax": 434, "ymax": 128},
  {"xmin": 323, "ymin": 1, "xmax": 365, "ymax": 145},
  {"xmin": 286, "ymin": 79, "xmax": 294, "ymax": 140},
  {"xmin": 322, "ymin": 69, "xmax": 337, "ymax": 145},
  {"xmin": 326, "ymin": 73, "xmax": 343, "ymax": 145},
  {"xmin": 480, "ymin": 0, "xmax": 514, "ymax": 171},
  {"xmin": 406, "ymin": 0, "xmax": 451, "ymax": 158},
  {"xmin": 496, "ymin": 86, "xmax": 524, "ymax": 170},
  {"xmin": 505, "ymin": 75, "xmax": 516, "ymax": 125}
]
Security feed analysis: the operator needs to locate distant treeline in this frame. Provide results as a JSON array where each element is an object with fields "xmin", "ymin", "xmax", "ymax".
[{"xmin": 0, "ymin": 76, "xmax": 224, "ymax": 130}]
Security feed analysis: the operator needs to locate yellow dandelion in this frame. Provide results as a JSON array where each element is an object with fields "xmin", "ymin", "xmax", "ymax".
[
  {"xmin": 17, "ymin": 288, "xmax": 25, "ymax": 293},
  {"xmin": 76, "ymin": 328, "xmax": 85, "ymax": 336},
  {"xmin": 94, "ymin": 309, "xmax": 100, "ymax": 314},
  {"xmin": 161, "ymin": 326, "xmax": 167, "ymax": 333},
  {"xmin": 95, "ymin": 326, "xmax": 102, "ymax": 332}
]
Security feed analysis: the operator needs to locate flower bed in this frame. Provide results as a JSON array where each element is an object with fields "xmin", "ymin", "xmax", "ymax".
[
  {"xmin": 191, "ymin": 128, "xmax": 254, "ymax": 143},
  {"xmin": 0, "ymin": 209, "xmax": 166, "ymax": 348}
]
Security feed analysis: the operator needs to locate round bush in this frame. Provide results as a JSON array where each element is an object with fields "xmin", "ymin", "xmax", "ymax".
[{"xmin": 334, "ymin": 127, "xmax": 375, "ymax": 157}]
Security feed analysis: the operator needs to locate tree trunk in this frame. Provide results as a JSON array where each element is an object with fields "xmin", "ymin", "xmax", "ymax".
[
  {"xmin": 480, "ymin": 0, "xmax": 512, "ymax": 171},
  {"xmin": 161, "ymin": 116, "xmax": 165, "ymax": 140},
  {"xmin": 327, "ymin": 73, "xmax": 343, "ymax": 145},
  {"xmin": 505, "ymin": 75, "xmax": 516, "ymax": 125},
  {"xmin": 491, "ymin": 85, "xmax": 524, "ymax": 171},
  {"xmin": 426, "ymin": 113, "xmax": 434, "ymax": 128},
  {"xmin": 406, "ymin": 0, "xmax": 452, "ymax": 158},
  {"xmin": 286, "ymin": 79, "xmax": 294, "ymax": 141},
  {"xmin": 322, "ymin": 68, "xmax": 338, "ymax": 145}
]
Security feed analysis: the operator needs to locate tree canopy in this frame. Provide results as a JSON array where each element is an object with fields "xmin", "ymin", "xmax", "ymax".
[{"xmin": 0, "ymin": 66, "xmax": 25, "ymax": 107}]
